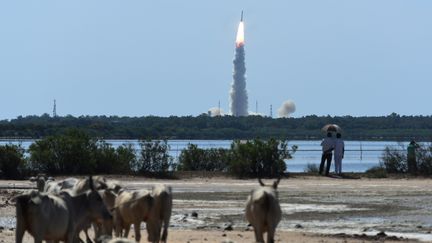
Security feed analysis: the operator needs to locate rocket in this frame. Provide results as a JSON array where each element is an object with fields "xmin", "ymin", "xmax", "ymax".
[{"xmin": 241, "ymin": 10, "xmax": 243, "ymax": 22}]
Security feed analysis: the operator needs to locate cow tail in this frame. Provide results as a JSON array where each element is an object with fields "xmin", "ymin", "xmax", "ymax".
[{"xmin": 262, "ymin": 191, "xmax": 271, "ymax": 214}]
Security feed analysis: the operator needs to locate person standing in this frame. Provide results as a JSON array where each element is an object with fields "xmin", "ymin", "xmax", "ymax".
[
  {"xmin": 319, "ymin": 132, "xmax": 335, "ymax": 176},
  {"xmin": 334, "ymin": 133, "xmax": 345, "ymax": 175},
  {"xmin": 407, "ymin": 140, "xmax": 419, "ymax": 174}
]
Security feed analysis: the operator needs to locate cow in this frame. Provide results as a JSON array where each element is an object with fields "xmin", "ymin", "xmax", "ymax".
[
  {"xmin": 29, "ymin": 174, "xmax": 54, "ymax": 192},
  {"xmin": 146, "ymin": 184, "xmax": 172, "ymax": 243},
  {"xmin": 29, "ymin": 175, "xmax": 79, "ymax": 194},
  {"xmin": 79, "ymin": 179, "xmax": 122, "ymax": 242},
  {"xmin": 14, "ymin": 176, "xmax": 112, "ymax": 243},
  {"xmin": 113, "ymin": 190, "xmax": 154, "ymax": 242},
  {"xmin": 245, "ymin": 178, "xmax": 282, "ymax": 243},
  {"xmin": 106, "ymin": 180, "xmax": 123, "ymax": 194},
  {"xmin": 92, "ymin": 188, "xmax": 119, "ymax": 238},
  {"xmin": 77, "ymin": 178, "xmax": 123, "ymax": 242},
  {"xmin": 73, "ymin": 176, "xmax": 109, "ymax": 195}
]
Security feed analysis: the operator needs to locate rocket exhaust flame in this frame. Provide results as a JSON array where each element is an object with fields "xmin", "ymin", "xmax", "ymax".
[{"xmin": 236, "ymin": 22, "xmax": 245, "ymax": 47}]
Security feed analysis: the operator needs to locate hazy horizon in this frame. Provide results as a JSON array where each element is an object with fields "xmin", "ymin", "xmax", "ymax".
[{"xmin": 1, "ymin": 1, "xmax": 431, "ymax": 119}]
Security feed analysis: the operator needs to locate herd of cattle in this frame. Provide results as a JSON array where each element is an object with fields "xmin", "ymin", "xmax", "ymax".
[{"xmin": 10, "ymin": 175, "xmax": 282, "ymax": 243}]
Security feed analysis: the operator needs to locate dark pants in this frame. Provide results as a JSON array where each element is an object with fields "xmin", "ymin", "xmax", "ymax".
[
  {"xmin": 407, "ymin": 155, "xmax": 417, "ymax": 174},
  {"xmin": 319, "ymin": 153, "xmax": 332, "ymax": 176}
]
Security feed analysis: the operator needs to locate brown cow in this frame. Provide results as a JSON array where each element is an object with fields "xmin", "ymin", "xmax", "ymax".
[
  {"xmin": 146, "ymin": 184, "xmax": 172, "ymax": 243},
  {"xmin": 93, "ymin": 188, "xmax": 119, "ymax": 238},
  {"xmin": 113, "ymin": 190, "xmax": 153, "ymax": 242}
]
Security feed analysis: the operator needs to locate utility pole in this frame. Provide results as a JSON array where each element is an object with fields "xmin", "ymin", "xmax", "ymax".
[{"xmin": 53, "ymin": 99, "xmax": 57, "ymax": 118}]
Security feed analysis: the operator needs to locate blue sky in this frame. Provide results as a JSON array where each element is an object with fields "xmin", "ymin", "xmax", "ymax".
[{"xmin": 1, "ymin": 1, "xmax": 431, "ymax": 119}]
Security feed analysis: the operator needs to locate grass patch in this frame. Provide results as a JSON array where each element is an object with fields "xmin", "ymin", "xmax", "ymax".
[
  {"xmin": 365, "ymin": 165, "xmax": 388, "ymax": 178},
  {"xmin": 304, "ymin": 163, "xmax": 319, "ymax": 173}
]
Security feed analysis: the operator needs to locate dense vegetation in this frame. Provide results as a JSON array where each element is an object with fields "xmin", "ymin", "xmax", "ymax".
[
  {"xmin": 178, "ymin": 139, "xmax": 296, "ymax": 178},
  {"xmin": 0, "ymin": 130, "xmax": 294, "ymax": 179},
  {"xmin": 0, "ymin": 144, "xmax": 26, "ymax": 179},
  {"xmin": 368, "ymin": 143, "xmax": 432, "ymax": 177},
  {"xmin": 1, "ymin": 113, "xmax": 432, "ymax": 140}
]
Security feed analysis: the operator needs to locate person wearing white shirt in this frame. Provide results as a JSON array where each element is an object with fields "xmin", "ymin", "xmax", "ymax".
[
  {"xmin": 334, "ymin": 133, "xmax": 345, "ymax": 175},
  {"xmin": 319, "ymin": 132, "xmax": 335, "ymax": 176}
]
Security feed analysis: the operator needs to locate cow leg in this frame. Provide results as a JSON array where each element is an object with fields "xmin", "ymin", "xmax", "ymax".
[
  {"xmin": 32, "ymin": 233, "xmax": 43, "ymax": 243},
  {"xmin": 15, "ymin": 218, "xmax": 25, "ymax": 243},
  {"xmin": 104, "ymin": 220, "xmax": 113, "ymax": 236},
  {"xmin": 146, "ymin": 220, "xmax": 159, "ymax": 243},
  {"xmin": 161, "ymin": 227, "xmax": 168, "ymax": 242},
  {"xmin": 253, "ymin": 225, "xmax": 264, "ymax": 243},
  {"xmin": 155, "ymin": 222, "xmax": 162, "ymax": 243},
  {"xmin": 133, "ymin": 222, "xmax": 141, "ymax": 242},
  {"xmin": 66, "ymin": 231, "xmax": 75, "ymax": 243},
  {"xmin": 267, "ymin": 225, "xmax": 276, "ymax": 243},
  {"xmin": 92, "ymin": 222, "xmax": 101, "ymax": 239},
  {"xmin": 31, "ymin": 224, "xmax": 44, "ymax": 243},
  {"xmin": 114, "ymin": 221, "xmax": 122, "ymax": 237},
  {"xmin": 85, "ymin": 229, "xmax": 93, "ymax": 243},
  {"xmin": 161, "ymin": 219, "xmax": 169, "ymax": 243},
  {"xmin": 124, "ymin": 224, "xmax": 131, "ymax": 238}
]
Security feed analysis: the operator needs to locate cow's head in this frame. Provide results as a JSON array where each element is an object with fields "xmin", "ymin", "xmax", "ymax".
[
  {"xmin": 258, "ymin": 177, "xmax": 281, "ymax": 189},
  {"xmin": 30, "ymin": 174, "xmax": 49, "ymax": 192}
]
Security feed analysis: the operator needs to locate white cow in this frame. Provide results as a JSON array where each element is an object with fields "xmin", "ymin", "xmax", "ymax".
[
  {"xmin": 146, "ymin": 184, "xmax": 172, "ymax": 243},
  {"xmin": 245, "ymin": 178, "xmax": 282, "ymax": 243}
]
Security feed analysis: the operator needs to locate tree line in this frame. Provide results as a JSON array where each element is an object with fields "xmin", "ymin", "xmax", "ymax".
[{"xmin": 1, "ymin": 112, "xmax": 432, "ymax": 140}]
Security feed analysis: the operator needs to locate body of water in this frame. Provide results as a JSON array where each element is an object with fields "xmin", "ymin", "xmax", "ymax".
[{"xmin": 0, "ymin": 139, "xmax": 410, "ymax": 173}]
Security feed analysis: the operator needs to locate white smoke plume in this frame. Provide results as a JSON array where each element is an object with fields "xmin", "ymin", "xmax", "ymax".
[
  {"xmin": 278, "ymin": 100, "xmax": 296, "ymax": 118},
  {"xmin": 230, "ymin": 44, "xmax": 248, "ymax": 117},
  {"xmin": 208, "ymin": 107, "xmax": 224, "ymax": 117},
  {"xmin": 248, "ymin": 111, "xmax": 265, "ymax": 117}
]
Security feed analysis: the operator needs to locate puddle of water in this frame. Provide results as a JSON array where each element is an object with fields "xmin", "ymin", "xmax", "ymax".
[
  {"xmin": 171, "ymin": 214, "xmax": 206, "ymax": 228},
  {"xmin": 294, "ymin": 227, "xmax": 432, "ymax": 242},
  {"xmin": 382, "ymin": 231, "xmax": 432, "ymax": 242},
  {"xmin": 280, "ymin": 203, "xmax": 368, "ymax": 214},
  {"xmin": 0, "ymin": 216, "xmax": 15, "ymax": 229}
]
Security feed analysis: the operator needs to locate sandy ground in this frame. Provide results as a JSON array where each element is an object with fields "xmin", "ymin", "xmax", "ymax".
[
  {"xmin": 1, "ymin": 175, "xmax": 431, "ymax": 242},
  {"xmin": 0, "ymin": 228, "xmax": 416, "ymax": 243}
]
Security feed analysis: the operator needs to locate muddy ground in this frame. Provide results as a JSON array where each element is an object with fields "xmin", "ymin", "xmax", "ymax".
[{"xmin": 1, "ymin": 175, "xmax": 432, "ymax": 242}]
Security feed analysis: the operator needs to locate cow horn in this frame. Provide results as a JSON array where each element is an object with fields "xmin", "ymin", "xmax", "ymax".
[
  {"xmin": 258, "ymin": 178, "xmax": 265, "ymax": 187},
  {"xmin": 273, "ymin": 177, "xmax": 281, "ymax": 189},
  {"xmin": 89, "ymin": 176, "xmax": 95, "ymax": 191}
]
